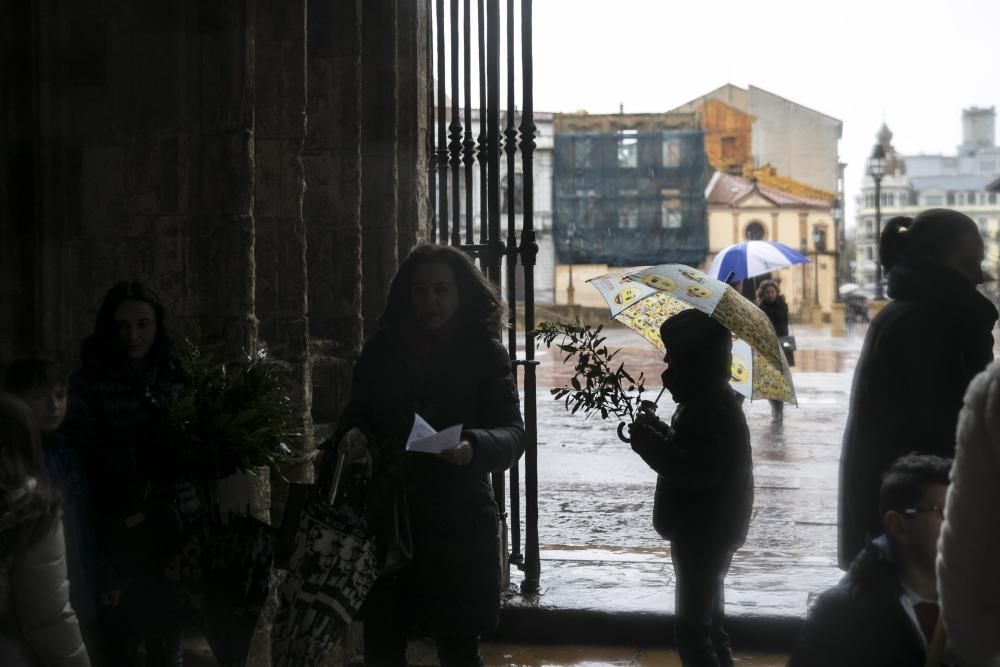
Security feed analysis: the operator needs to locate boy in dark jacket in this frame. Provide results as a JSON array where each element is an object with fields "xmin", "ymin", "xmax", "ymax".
[
  {"xmin": 788, "ymin": 454, "xmax": 956, "ymax": 667},
  {"xmin": 628, "ymin": 310, "xmax": 754, "ymax": 667}
]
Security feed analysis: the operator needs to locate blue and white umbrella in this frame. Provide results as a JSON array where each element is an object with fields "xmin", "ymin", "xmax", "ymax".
[{"xmin": 708, "ymin": 240, "xmax": 809, "ymax": 283}]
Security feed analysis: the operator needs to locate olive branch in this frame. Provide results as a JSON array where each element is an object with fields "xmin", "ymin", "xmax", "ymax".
[{"xmin": 535, "ymin": 321, "xmax": 646, "ymax": 422}]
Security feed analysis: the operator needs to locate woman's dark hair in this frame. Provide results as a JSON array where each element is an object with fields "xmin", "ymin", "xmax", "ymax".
[
  {"xmin": 879, "ymin": 208, "xmax": 980, "ymax": 273},
  {"xmin": 0, "ymin": 393, "xmax": 60, "ymax": 582},
  {"xmin": 83, "ymin": 280, "xmax": 175, "ymax": 368},
  {"xmin": 755, "ymin": 279, "xmax": 782, "ymax": 304},
  {"xmin": 4, "ymin": 357, "xmax": 68, "ymax": 395},
  {"xmin": 379, "ymin": 243, "xmax": 506, "ymax": 337}
]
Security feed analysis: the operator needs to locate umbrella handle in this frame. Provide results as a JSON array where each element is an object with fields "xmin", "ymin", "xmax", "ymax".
[
  {"xmin": 327, "ymin": 452, "xmax": 347, "ymax": 505},
  {"xmin": 617, "ymin": 422, "xmax": 631, "ymax": 443}
]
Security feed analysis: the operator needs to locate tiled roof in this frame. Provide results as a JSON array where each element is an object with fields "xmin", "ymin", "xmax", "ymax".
[
  {"xmin": 706, "ymin": 172, "xmax": 831, "ymax": 209},
  {"xmin": 910, "ymin": 174, "xmax": 997, "ymax": 191}
]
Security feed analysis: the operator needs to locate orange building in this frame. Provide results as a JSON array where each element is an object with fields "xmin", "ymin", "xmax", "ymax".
[{"xmin": 697, "ymin": 99, "xmax": 754, "ymax": 176}]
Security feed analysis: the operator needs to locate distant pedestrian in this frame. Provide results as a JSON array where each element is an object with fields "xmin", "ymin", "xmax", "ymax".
[
  {"xmin": 838, "ymin": 209, "xmax": 997, "ymax": 570},
  {"xmin": 937, "ymin": 360, "xmax": 1000, "ymax": 666},
  {"xmin": 329, "ymin": 243, "xmax": 525, "ymax": 666},
  {"xmin": 789, "ymin": 454, "xmax": 956, "ymax": 667},
  {"xmin": 628, "ymin": 309, "xmax": 754, "ymax": 667},
  {"xmin": 0, "ymin": 392, "xmax": 91, "ymax": 667},
  {"xmin": 5, "ymin": 358, "xmax": 109, "ymax": 664},
  {"xmin": 756, "ymin": 279, "xmax": 793, "ymax": 423}
]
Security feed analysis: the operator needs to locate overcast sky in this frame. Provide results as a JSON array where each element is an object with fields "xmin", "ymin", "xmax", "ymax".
[{"xmin": 526, "ymin": 0, "xmax": 1000, "ymax": 225}]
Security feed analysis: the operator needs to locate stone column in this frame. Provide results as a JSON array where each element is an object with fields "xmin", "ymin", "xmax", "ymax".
[{"xmin": 361, "ymin": 0, "xmax": 400, "ymax": 336}]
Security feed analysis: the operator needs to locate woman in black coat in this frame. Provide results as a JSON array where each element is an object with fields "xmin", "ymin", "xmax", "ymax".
[
  {"xmin": 65, "ymin": 281, "xmax": 189, "ymax": 666},
  {"xmin": 757, "ymin": 279, "xmax": 793, "ymax": 422},
  {"xmin": 838, "ymin": 209, "xmax": 997, "ymax": 569},
  {"xmin": 332, "ymin": 243, "xmax": 525, "ymax": 666}
]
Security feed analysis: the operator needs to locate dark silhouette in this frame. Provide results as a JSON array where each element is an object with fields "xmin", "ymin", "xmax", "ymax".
[
  {"xmin": 0, "ymin": 393, "xmax": 90, "ymax": 666},
  {"xmin": 63, "ymin": 280, "xmax": 189, "ymax": 667},
  {"xmin": 790, "ymin": 454, "xmax": 953, "ymax": 667},
  {"xmin": 839, "ymin": 209, "xmax": 997, "ymax": 570},
  {"xmin": 628, "ymin": 309, "xmax": 753, "ymax": 667},
  {"xmin": 756, "ymin": 279, "xmax": 793, "ymax": 423},
  {"xmin": 328, "ymin": 244, "xmax": 525, "ymax": 666}
]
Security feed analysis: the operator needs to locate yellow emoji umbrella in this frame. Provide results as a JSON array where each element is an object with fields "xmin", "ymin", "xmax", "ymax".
[{"xmin": 587, "ymin": 264, "xmax": 796, "ymax": 404}]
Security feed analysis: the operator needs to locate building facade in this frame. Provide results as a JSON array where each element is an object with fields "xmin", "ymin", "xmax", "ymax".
[
  {"xmin": 550, "ymin": 112, "xmax": 709, "ymax": 307},
  {"xmin": 855, "ymin": 109, "xmax": 1000, "ymax": 291},
  {"xmin": 706, "ymin": 172, "xmax": 837, "ymax": 318}
]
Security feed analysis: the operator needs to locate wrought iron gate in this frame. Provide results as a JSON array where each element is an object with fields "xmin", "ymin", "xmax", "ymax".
[{"xmin": 426, "ymin": 0, "xmax": 539, "ymax": 593}]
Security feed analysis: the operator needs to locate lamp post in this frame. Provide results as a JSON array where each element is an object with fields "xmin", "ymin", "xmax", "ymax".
[
  {"xmin": 813, "ymin": 227, "xmax": 826, "ymax": 306},
  {"xmin": 566, "ymin": 226, "xmax": 575, "ymax": 306},
  {"xmin": 831, "ymin": 198, "xmax": 844, "ymax": 302},
  {"xmin": 867, "ymin": 143, "xmax": 887, "ymax": 299}
]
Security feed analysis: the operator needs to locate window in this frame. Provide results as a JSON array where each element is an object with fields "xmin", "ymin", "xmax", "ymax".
[
  {"xmin": 979, "ymin": 218, "xmax": 988, "ymax": 235},
  {"xmin": 661, "ymin": 200, "xmax": 682, "ymax": 229},
  {"xmin": 500, "ymin": 173, "xmax": 523, "ymax": 214},
  {"xmin": 745, "ymin": 222, "xmax": 766, "ymax": 240},
  {"xmin": 990, "ymin": 193, "xmax": 998, "ymax": 205},
  {"xmin": 662, "ymin": 136, "xmax": 681, "ymax": 167},
  {"xmin": 573, "ymin": 138, "xmax": 594, "ymax": 168},
  {"xmin": 925, "ymin": 194, "xmax": 944, "ymax": 206},
  {"xmin": 618, "ymin": 203, "xmax": 639, "ymax": 229},
  {"xmin": 720, "ymin": 136, "xmax": 738, "ymax": 162},
  {"xmin": 617, "ymin": 130, "xmax": 638, "ymax": 168},
  {"xmin": 947, "ymin": 192, "xmax": 956, "ymax": 205},
  {"xmin": 969, "ymin": 191, "xmax": 980, "ymax": 206}
]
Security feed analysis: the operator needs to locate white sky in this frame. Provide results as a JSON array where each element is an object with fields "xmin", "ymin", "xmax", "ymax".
[{"xmin": 527, "ymin": 0, "xmax": 1000, "ymax": 226}]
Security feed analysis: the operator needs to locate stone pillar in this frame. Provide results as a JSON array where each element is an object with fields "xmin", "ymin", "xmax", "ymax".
[
  {"xmin": 396, "ymin": 0, "xmax": 431, "ymax": 256},
  {"xmin": 304, "ymin": 0, "xmax": 364, "ymax": 443},
  {"xmin": 361, "ymin": 0, "xmax": 400, "ymax": 336}
]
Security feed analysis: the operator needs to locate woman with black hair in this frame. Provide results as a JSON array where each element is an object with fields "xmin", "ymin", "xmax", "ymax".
[
  {"xmin": 756, "ymin": 279, "xmax": 793, "ymax": 423},
  {"xmin": 65, "ymin": 281, "xmax": 189, "ymax": 666},
  {"xmin": 330, "ymin": 243, "xmax": 525, "ymax": 666},
  {"xmin": 0, "ymin": 393, "xmax": 90, "ymax": 667},
  {"xmin": 838, "ymin": 209, "xmax": 998, "ymax": 570}
]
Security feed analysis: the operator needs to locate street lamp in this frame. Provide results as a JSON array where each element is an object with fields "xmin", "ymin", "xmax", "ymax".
[
  {"xmin": 813, "ymin": 226, "xmax": 826, "ymax": 306},
  {"xmin": 831, "ymin": 198, "xmax": 844, "ymax": 302},
  {"xmin": 867, "ymin": 143, "xmax": 887, "ymax": 299},
  {"xmin": 566, "ymin": 226, "xmax": 575, "ymax": 306}
]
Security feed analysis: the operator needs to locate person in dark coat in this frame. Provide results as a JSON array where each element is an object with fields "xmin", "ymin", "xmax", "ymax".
[
  {"xmin": 790, "ymin": 454, "xmax": 956, "ymax": 667},
  {"xmin": 628, "ymin": 309, "xmax": 754, "ymax": 667},
  {"xmin": 5, "ymin": 359, "xmax": 109, "ymax": 663},
  {"xmin": 331, "ymin": 243, "xmax": 525, "ymax": 667},
  {"xmin": 756, "ymin": 279, "xmax": 793, "ymax": 423},
  {"xmin": 839, "ymin": 209, "xmax": 997, "ymax": 570},
  {"xmin": 63, "ymin": 281, "xmax": 191, "ymax": 667}
]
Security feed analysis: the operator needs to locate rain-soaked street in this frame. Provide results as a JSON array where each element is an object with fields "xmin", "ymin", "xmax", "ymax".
[{"xmin": 506, "ymin": 324, "xmax": 864, "ymax": 618}]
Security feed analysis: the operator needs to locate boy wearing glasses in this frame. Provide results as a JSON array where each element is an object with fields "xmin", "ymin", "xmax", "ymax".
[{"xmin": 788, "ymin": 453, "xmax": 955, "ymax": 667}]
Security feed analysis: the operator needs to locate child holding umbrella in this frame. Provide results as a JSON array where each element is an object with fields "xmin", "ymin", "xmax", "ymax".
[{"xmin": 628, "ymin": 309, "xmax": 754, "ymax": 667}]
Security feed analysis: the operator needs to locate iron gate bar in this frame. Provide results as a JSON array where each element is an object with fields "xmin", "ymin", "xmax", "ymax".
[
  {"xmin": 449, "ymin": 0, "xmax": 462, "ymax": 247},
  {"xmin": 462, "ymin": 0, "xmax": 474, "ymax": 244},
  {"xmin": 477, "ymin": 0, "xmax": 488, "ymax": 246},
  {"xmin": 503, "ymin": 0, "xmax": 523, "ymax": 568},
  {"xmin": 436, "ymin": 0, "xmax": 448, "ymax": 244},
  {"xmin": 426, "ymin": 0, "xmax": 436, "ymax": 241},
  {"xmin": 517, "ymin": 0, "xmax": 540, "ymax": 593}
]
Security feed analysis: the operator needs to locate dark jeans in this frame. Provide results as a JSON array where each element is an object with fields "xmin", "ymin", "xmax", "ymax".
[
  {"xmin": 101, "ymin": 572, "xmax": 185, "ymax": 667},
  {"xmin": 671, "ymin": 539, "xmax": 735, "ymax": 667},
  {"xmin": 362, "ymin": 577, "xmax": 484, "ymax": 667}
]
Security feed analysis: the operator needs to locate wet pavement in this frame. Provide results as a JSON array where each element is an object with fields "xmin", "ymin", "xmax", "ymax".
[{"xmin": 505, "ymin": 324, "xmax": 864, "ymax": 621}]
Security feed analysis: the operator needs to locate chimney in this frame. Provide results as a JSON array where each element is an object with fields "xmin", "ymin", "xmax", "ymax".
[{"xmin": 962, "ymin": 106, "xmax": 995, "ymax": 151}]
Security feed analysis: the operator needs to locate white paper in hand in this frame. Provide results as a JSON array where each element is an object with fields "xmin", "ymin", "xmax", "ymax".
[{"xmin": 405, "ymin": 413, "xmax": 463, "ymax": 454}]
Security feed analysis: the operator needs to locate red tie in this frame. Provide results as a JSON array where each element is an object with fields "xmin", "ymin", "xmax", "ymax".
[{"xmin": 914, "ymin": 601, "xmax": 940, "ymax": 643}]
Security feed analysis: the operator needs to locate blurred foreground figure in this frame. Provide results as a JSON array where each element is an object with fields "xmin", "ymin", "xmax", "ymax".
[
  {"xmin": 0, "ymin": 393, "xmax": 90, "ymax": 667},
  {"xmin": 937, "ymin": 361, "xmax": 1000, "ymax": 666}
]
